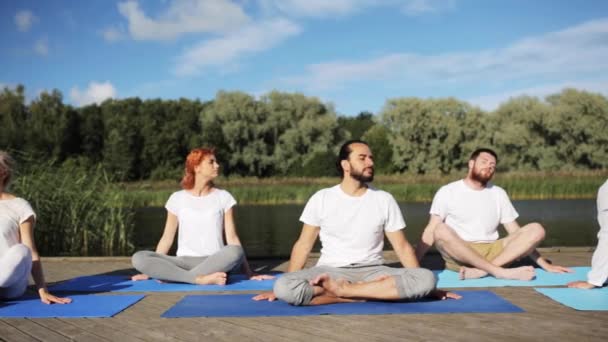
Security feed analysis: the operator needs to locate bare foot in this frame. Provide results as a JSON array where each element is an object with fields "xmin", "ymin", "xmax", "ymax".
[
  {"xmin": 567, "ymin": 281, "xmax": 597, "ymax": 289},
  {"xmin": 495, "ymin": 266, "xmax": 536, "ymax": 281},
  {"xmin": 311, "ymin": 273, "xmax": 349, "ymax": 297},
  {"xmin": 459, "ymin": 267, "xmax": 488, "ymax": 280},
  {"xmin": 195, "ymin": 272, "xmax": 227, "ymax": 285},
  {"xmin": 131, "ymin": 274, "xmax": 150, "ymax": 281}
]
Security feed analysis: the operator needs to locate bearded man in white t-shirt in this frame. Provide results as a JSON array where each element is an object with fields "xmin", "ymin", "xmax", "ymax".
[
  {"xmin": 254, "ymin": 140, "xmax": 460, "ymax": 305},
  {"xmin": 415, "ymin": 148, "xmax": 572, "ymax": 281}
]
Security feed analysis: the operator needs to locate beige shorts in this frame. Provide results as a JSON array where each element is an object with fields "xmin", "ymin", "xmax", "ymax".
[{"xmin": 441, "ymin": 240, "xmax": 504, "ymax": 271}]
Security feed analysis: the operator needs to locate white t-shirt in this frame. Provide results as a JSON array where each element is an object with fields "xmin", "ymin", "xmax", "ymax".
[
  {"xmin": 588, "ymin": 179, "xmax": 608, "ymax": 286},
  {"xmin": 0, "ymin": 198, "xmax": 36, "ymax": 257},
  {"xmin": 429, "ymin": 180, "xmax": 518, "ymax": 243},
  {"xmin": 165, "ymin": 189, "xmax": 236, "ymax": 257},
  {"xmin": 300, "ymin": 185, "xmax": 406, "ymax": 267}
]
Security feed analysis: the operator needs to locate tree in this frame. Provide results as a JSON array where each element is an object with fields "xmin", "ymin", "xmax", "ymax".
[
  {"xmin": 338, "ymin": 111, "xmax": 375, "ymax": 140},
  {"xmin": 264, "ymin": 91, "xmax": 345, "ymax": 176},
  {"xmin": 545, "ymin": 89, "xmax": 608, "ymax": 170},
  {"xmin": 379, "ymin": 97, "xmax": 484, "ymax": 174},
  {"xmin": 0, "ymin": 85, "xmax": 28, "ymax": 150},
  {"xmin": 489, "ymin": 96, "xmax": 554, "ymax": 171},
  {"xmin": 101, "ymin": 98, "xmax": 143, "ymax": 180},
  {"xmin": 26, "ymin": 89, "xmax": 80, "ymax": 161}
]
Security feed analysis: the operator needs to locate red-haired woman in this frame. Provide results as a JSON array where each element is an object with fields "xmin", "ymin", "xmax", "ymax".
[
  {"xmin": 131, "ymin": 148, "xmax": 272, "ymax": 284},
  {"xmin": 0, "ymin": 151, "xmax": 71, "ymax": 304}
]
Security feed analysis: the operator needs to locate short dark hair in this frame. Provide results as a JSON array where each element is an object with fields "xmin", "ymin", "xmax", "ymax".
[
  {"xmin": 470, "ymin": 148, "xmax": 498, "ymax": 163},
  {"xmin": 336, "ymin": 139, "xmax": 369, "ymax": 177}
]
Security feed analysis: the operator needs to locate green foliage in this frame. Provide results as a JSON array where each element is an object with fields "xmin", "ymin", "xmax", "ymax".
[
  {"xmin": 362, "ymin": 124, "xmax": 394, "ymax": 174},
  {"xmin": 338, "ymin": 111, "xmax": 375, "ymax": 140},
  {"xmin": 0, "ymin": 85, "xmax": 606, "ymax": 179},
  {"xmin": 379, "ymin": 97, "xmax": 483, "ymax": 174},
  {"xmin": 11, "ymin": 156, "xmax": 135, "ymax": 256}
]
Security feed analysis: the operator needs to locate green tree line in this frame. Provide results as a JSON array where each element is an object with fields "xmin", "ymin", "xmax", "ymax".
[{"xmin": 1, "ymin": 85, "xmax": 607, "ymax": 180}]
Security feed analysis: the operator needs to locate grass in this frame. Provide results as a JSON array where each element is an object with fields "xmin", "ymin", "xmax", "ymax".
[
  {"xmin": 122, "ymin": 170, "xmax": 608, "ymax": 206},
  {"xmin": 12, "ymin": 162, "xmax": 135, "ymax": 256}
]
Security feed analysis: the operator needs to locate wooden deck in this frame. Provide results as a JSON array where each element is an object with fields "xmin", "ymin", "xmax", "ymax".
[{"xmin": 1, "ymin": 250, "xmax": 606, "ymax": 342}]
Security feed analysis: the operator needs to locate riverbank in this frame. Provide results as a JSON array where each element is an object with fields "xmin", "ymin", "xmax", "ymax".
[
  {"xmin": 123, "ymin": 171, "xmax": 607, "ymax": 206},
  {"xmin": 5, "ymin": 250, "xmax": 604, "ymax": 342}
]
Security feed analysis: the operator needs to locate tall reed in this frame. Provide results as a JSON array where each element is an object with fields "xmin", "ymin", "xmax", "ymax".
[{"xmin": 11, "ymin": 160, "xmax": 135, "ymax": 256}]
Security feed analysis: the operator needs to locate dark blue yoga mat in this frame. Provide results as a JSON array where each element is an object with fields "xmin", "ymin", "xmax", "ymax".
[
  {"xmin": 435, "ymin": 266, "xmax": 589, "ymax": 288},
  {"xmin": 161, "ymin": 291, "xmax": 523, "ymax": 317},
  {"xmin": 535, "ymin": 287, "xmax": 608, "ymax": 311},
  {"xmin": 0, "ymin": 294, "xmax": 144, "ymax": 318},
  {"xmin": 50, "ymin": 274, "xmax": 276, "ymax": 292}
]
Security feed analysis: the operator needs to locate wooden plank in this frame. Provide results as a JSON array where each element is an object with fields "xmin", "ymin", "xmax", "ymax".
[
  {"xmin": 0, "ymin": 320, "xmax": 39, "ymax": 342},
  {"xmin": 33, "ymin": 319, "xmax": 109, "ymax": 342},
  {"xmin": 2, "ymin": 319, "xmax": 68, "ymax": 342}
]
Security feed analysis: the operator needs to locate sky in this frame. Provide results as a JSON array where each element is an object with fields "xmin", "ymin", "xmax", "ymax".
[{"xmin": 1, "ymin": 0, "xmax": 608, "ymax": 116}]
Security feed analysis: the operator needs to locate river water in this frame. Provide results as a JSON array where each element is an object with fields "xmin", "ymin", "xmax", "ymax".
[{"xmin": 133, "ymin": 199, "xmax": 599, "ymax": 258}]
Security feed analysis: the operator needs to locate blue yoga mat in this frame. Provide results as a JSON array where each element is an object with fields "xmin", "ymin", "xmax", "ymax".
[
  {"xmin": 50, "ymin": 274, "xmax": 276, "ymax": 293},
  {"xmin": 0, "ymin": 294, "xmax": 144, "ymax": 318},
  {"xmin": 435, "ymin": 266, "xmax": 589, "ymax": 288},
  {"xmin": 161, "ymin": 291, "xmax": 523, "ymax": 317},
  {"xmin": 535, "ymin": 287, "xmax": 608, "ymax": 311}
]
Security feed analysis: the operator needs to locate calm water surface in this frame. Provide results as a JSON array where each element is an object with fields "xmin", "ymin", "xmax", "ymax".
[{"xmin": 134, "ymin": 199, "xmax": 598, "ymax": 258}]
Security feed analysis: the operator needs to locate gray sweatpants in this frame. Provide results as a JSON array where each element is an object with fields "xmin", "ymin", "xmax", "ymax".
[
  {"xmin": 0, "ymin": 244, "xmax": 32, "ymax": 299},
  {"xmin": 131, "ymin": 245, "xmax": 244, "ymax": 284},
  {"xmin": 273, "ymin": 264, "xmax": 436, "ymax": 306}
]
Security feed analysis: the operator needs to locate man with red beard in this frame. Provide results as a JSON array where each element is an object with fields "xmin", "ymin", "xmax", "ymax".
[{"xmin": 415, "ymin": 148, "xmax": 572, "ymax": 281}]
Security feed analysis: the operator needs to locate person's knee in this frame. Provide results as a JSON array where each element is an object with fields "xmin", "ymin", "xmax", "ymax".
[
  {"xmin": 433, "ymin": 223, "xmax": 455, "ymax": 244},
  {"xmin": 525, "ymin": 223, "xmax": 546, "ymax": 243},
  {"xmin": 11, "ymin": 244, "xmax": 32, "ymax": 263},
  {"xmin": 131, "ymin": 250, "xmax": 151, "ymax": 271},
  {"xmin": 273, "ymin": 276, "xmax": 309, "ymax": 306},
  {"xmin": 397, "ymin": 268, "xmax": 436, "ymax": 299},
  {"xmin": 417, "ymin": 268, "xmax": 437, "ymax": 293},
  {"xmin": 222, "ymin": 245, "xmax": 245, "ymax": 263}
]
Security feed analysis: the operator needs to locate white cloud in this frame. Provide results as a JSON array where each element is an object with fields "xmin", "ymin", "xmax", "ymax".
[
  {"xmin": 401, "ymin": 0, "xmax": 455, "ymax": 16},
  {"xmin": 259, "ymin": 0, "xmax": 455, "ymax": 18},
  {"xmin": 34, "ymin": 38, "xmax": 49, "ymax": 56},
  {"xmin": 173, "ymin": 18, "xmax": 301, "ymax": 76},
  {"xmin": 15, "ymin": 10, "xmax": 37, "ymax": 32},
  {"xmin": 259, "ymin": 0, "xmax": 371, "ymax": 18},
  {"xmin": 468, "ymin": 80, "xmax": 608, "ymax": 111},
  {"xmin": 118, "ymin": 0, "xmax": 250, "ymax": 41},
  {"xmin": 281, "ymin": 18, "xmax": 608, "ymax": 92},
  {"xmin": 70, "ymin": 81, "xmax": 117, "ymax": 106},
  {"xmin": 102, "ymin": 27, "xmax": 125, "ymax": 42}
]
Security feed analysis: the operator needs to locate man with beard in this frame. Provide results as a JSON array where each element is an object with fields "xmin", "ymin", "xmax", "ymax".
[
  {"xmin": 254, "ymin": 140, "xmax": 459, "ymax": 305},
  {"xmin": 415, "ymin": 148, "xmax": 572, "ymax": 281}
]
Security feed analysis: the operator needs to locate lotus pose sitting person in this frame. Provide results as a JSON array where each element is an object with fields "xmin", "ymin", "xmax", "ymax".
[
  {"xmin": 0, "ymin": 151, "xmax": 71, "ymax": 304},
  {"xmin": 568, "ymin": 179, "xmax": 608, "ymax": 289},
  {"xmin": 415, "ymin": 148, "xmax": 572, "ymax": 281},
  {"xmin": 131, "ymin": 148, "xmax": 272, "ymax": 285},
  {"xmin": 254, "ymin": 140, "xmax": 459, "ymax": 306}
]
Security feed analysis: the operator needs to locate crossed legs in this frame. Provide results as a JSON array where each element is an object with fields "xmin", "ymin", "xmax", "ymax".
[
  {"xmin": 131, "ymin": 245, "xmax": 244, "ymax": 284},
  {"xmin": 433, "ymin": 222, "xmax": 545, "ymax": 280},
  {"xmin": 273, "ymin": 265, "xmax": 436, "ymax": 306}
]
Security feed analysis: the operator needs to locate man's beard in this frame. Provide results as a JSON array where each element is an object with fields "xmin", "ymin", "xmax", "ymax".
[
  {"xmin": 471, "ymin": 168, "xmax": 493, "ymax": 185},
  {"xmin": 351, "ymin": 167, "xmax": 374, "ymax": 183}
]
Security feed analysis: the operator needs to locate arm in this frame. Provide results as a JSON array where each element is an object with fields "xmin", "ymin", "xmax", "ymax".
[
  {"xmin": 223, "ymin": 208, "xmax": 272, "ymax": 279},
  {"xmin": 155, "ymin": 211, "xmax": 178, "ymax": 254},
  {"xmin": 414, "ymin": 215, "xmax": 443, "ymax": 262},
  {"xmin": 386, "ymin": 229, "xmax": 420, "ymax": 268},
  {"xmin": 19, "ymin": 217, "xmax": 71, "ymax": 304},
  {"xmin": 287, "ymin": 224, "xmax": 320, "ymax": 272},
  {"xmin": 132, "ymin": 210, "xmax": 178, "ymax": 280}
]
